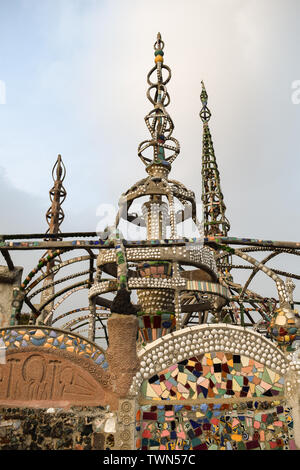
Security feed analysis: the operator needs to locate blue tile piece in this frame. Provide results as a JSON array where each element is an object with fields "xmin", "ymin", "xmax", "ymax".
[
  {"xmin": 174, "ymin": 405, "xmax": 184, "ymax": 412},
  {"xmin": 31, "ymin": 338, "xmax": 46, "ymax": 346},
  {"xmin": 95, "ymin": 355, "xmax": 104, "ymax": 364}
]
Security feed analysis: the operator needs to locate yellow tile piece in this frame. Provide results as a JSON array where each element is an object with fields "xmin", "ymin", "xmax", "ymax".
[
  {"xmin": 161, "ymin": 390, "xmax": 170, "ymax": 399},
  {"xmin": 241, "ymin": 356, "xmax": 249, "ymax": 367},
  {"xmin": 34, "ymin": 329, "xmax": 45, "ymax": 338},
  {"xmin": 231, "ymin": 434, "xmax": 242, "ymax": 442},
  {"xmin": 268, "ymin": 369, "xmax": 276, "ymax": 383},
  {"xmin": 232, "ymin": 378, "xmax": 242, "ymax": 392},
  {"xmin": 177, "ymin": 372, "xmax": 187, "ymax": 385},
  {"xmin": 276, "ymin": 316, "xmax": 286, "ymax": 326},
  {"xmin": 213, "ymin": 357, "xmax": 222, "ymax": 363},
  {"xmin": 146, "ymin": 385, "xmax": 160, "ymax": 398}
]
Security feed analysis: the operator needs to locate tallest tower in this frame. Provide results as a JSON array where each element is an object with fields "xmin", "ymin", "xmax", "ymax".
[
  {"xmin": 200, "ymin": 81, "xmax": 230, "ymax": 238},
  {"xmin": 90, "ymin": 34, "xmax": 228, "ymax": 346}
]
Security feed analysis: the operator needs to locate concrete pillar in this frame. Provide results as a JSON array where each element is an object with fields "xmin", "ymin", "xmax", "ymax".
[
  {"xmin": 106, "ymin": 313, "xmax": 139, "ymax": 398},
  {"xmin": 0, "ymin": 266, "xmax": 23, "ymax": 327}
]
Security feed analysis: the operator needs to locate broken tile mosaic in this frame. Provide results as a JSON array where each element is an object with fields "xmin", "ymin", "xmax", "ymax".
[
  {"xmin": 136, "ymin": 401, "xmax": 294, "ymax": 450},
  {"xmin": 142, "ymin": 352, "xmax": 284, "ymax": 400}
]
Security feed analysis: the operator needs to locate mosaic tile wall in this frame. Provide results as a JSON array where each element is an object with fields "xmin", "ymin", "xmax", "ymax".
[
  {"xmin": 142, "ymin": 353, "xmax": 284, "ymax": 400},
  {"xmin": 138, "ymin": 313, "xmax": 176, "ymax": 343},
  {"xmin": 136, "ymin": 401, "xmax": 295, "ymax": 450},
  {"xmin": 0, "ymin": 327, "xmax": 108, "ymax": 370}
]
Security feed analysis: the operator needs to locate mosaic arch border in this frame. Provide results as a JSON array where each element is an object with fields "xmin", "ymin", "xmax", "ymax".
[{"xmin": 129, "ymin": 324, "xmax": 291, "ymax": 396}]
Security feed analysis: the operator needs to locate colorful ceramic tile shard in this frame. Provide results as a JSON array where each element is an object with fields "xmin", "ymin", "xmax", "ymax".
[
  {"xmin": 142, "ymin": 352, "xmax": 284, "ymax": 400},
  {"xmin": 138, "ymin": 313, "xmax": 176, "ymax": 343},
  {"xmin": 136, "ymin": 402, "xmax": 295, "ymax": 450}
]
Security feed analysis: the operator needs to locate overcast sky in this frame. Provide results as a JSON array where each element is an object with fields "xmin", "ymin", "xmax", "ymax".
[{"xmin": 0, "ymin": 0, "xmax": 300, "ymax": 315}]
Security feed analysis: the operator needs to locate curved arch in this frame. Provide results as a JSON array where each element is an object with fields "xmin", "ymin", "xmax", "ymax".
[
  {"xmin": 28, "ymin": 269, "xmax": 94, "ymax": 301},
  {"xmin": 239, "ymin": 251, "xmax": 279, "ymax": 300},
  {"xmin": 52, "ymin": 306, "xmax": 110, "ymax": 326},
  {"xmin": 216, "ymin": 244, "xmax": 290, "ymax": 308},
  {"xmin": 70, "ymin": 321, "xmax": 104, "ymax": 333},
  {"xmin": 20, "ymin": 248, "xmax": 73, "ymax": 290},
  {"xmin": 39, "ymin": 280, "xmax": 89, "ymax": 313},
  {"xmin": 130, "ymin": 324, "xmax": 289, "ymax": 396},
  {"xmin": 44, "ymin": 284, "xmax": 89, "ymax": 325},
  {"xmin": 25, "ymin": 255, "xmax": 91, "ymax": 293},
  {"xmin": 0, "ymin": 325, "xmax": 107, "ymax": 366},
  {"xmin": 61, "ymin": 312, "xmax": 110, "ymax": 330}
]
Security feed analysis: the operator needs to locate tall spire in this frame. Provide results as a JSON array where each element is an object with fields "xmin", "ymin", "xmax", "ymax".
[
  {"xmin": 138, "ymin": 32, "xmax": 180, "ymax": 175},
  {"xmin": 200, "ymin": 81, "xmax": 230, "ymax": 237},
  {"xmin": 45, "ymin": 154, "xmax": 66, "ymax": 237},
  {"xmin": 38, "ymin": 155, "xmax": 67, "ymax": 323}
]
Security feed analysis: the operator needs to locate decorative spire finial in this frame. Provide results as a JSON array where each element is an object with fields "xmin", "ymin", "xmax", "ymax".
[
  {"xmin": 45, "ymin": 154, "xmax": 66, "ymax": 239},
  {"xmin": 138, "ymin": 33, "xmax": 180, "ymax": 174},
  {"xmin": 200, "ymin": 81, "xmax": 211, "ymax": 123}
]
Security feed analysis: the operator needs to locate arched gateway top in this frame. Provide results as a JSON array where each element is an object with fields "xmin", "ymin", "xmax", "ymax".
[{"xmin": 130, "ymin": 324, "xmax": 289, "ymax": 397}]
